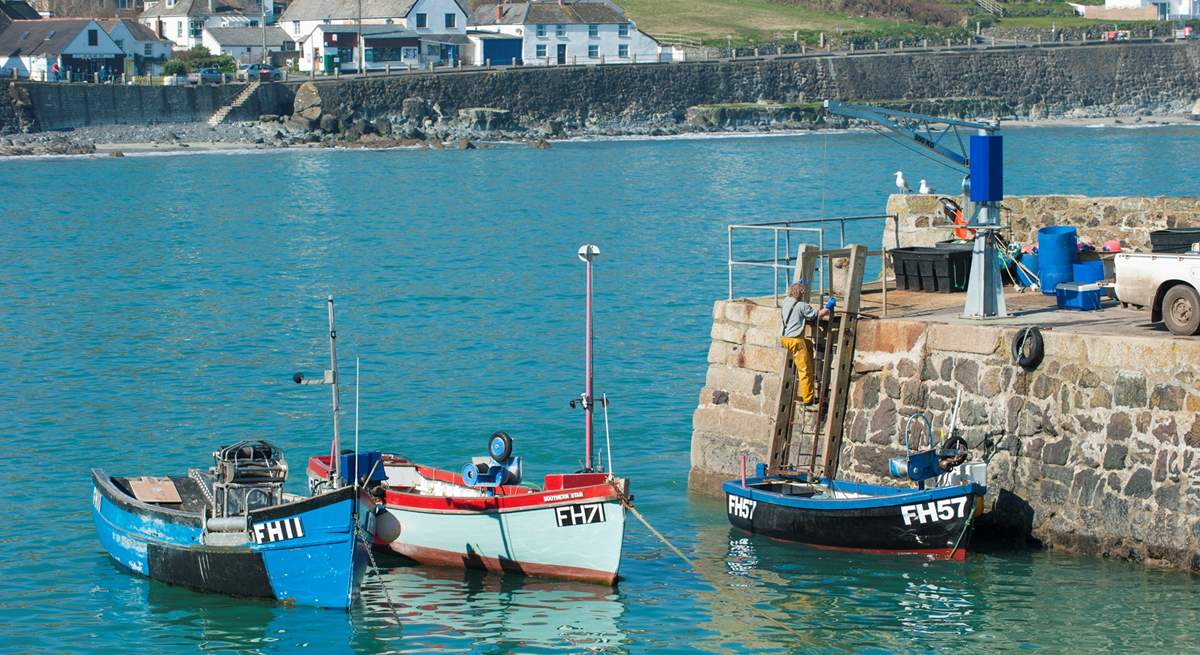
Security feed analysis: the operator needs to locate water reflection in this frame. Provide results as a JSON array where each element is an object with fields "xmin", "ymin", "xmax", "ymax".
[{"xmin": 359, "ymin": 558, "xmax": 627, "ymax": 654}]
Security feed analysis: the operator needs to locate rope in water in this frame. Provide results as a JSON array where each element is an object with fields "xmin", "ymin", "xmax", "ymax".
[
  {"xmin": 357, "ymin": 519, "xmax": 405, "ymax": 627},
  {"xmin": 947, "ymin": 501, "xmax": 977, "ymax": 561},
  {"xmin": 611, "ymin": 482, "xmax": 804, "ymax": 640}
]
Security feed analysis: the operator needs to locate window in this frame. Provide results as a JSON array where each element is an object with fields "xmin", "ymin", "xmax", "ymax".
[
  {"xmin": 554, "ymin": 24, "xmax": 564, "ymax": 37},
  {"xmin": 292, "ymin": 20, "xmax": 299, "ymax": 33},
  {"xmin": 618, "ymin": 43, "xmax": 628, "ymax": 58},
  {"xmin": 535, "ymin": 24, "xmax": 545, "ymax": 37},
  {"xmin": 588, "ymin": 24, "xmax": 597, "ymax": 38},
  {"xmin": 444, "ymin": 13, "xmax": 455, "ymax": 28},
  {"xmin": 618, "ymin": 23, "xmax": 629, "ymax": 37},
  {"xmin": 415, "ymin": 12, "xmax": 427, "ymax": 28},
  {"xmin": 114, "ymin": 38, "xmax": 124, "ymax": 49},
  {"xmin": 144, "ymin": 42, "xmax": 152, "ymax": 55},
  {"xmin": 535, "ymin": 43, "xmax": 545, "ymax": 58},
  {"xmin": 323, "ymin": 18, "xmax": 331, "ymax": 24},
  {"xmin": 165, "ymin": 0, "xmax": 175, "ymax": 6},
  {"xmin": 117, "ymin": 0, "xmax": 130, "ymax": 8},
  {"xmin": 176, "ymin": 21, "xmax": 182, "ymax": 36},
  {"xmin": 587, "ymin": 44, "xmax": 597, "ymax": 58},
  {"xmin": 88, "ymin": 29, "xmax": 98, "ymax": 46}
]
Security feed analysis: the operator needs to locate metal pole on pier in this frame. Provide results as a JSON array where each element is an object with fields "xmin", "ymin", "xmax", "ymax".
[
  {"xmin": 578, "ymin": 244, "xmax": 600, "ymax": 472},
  {"xmin": 327, "ymin": 296, "xmax": 341, "ymax": 482}
]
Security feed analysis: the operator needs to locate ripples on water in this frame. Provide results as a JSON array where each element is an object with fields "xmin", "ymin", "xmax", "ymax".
[{"xmin": 1, "ymin": 127, "xmax": 1199, "ymax": 654}]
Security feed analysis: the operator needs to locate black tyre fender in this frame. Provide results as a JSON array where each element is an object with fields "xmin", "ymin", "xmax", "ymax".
[
  {"xmin": 1012, "ymin": 326, "xmax": 1044, "ymax": 370},
  {"xmin": 488, "ymin": 431, "xmax": 513, "ymax": 461},
  {"xmin": 1161, "ymin": 284, "xmax": 1200, "ymax": 336}
]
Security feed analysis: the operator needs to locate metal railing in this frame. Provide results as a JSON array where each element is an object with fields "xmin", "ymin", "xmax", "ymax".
[{"xmin": 727, "ymin": 214, "xmax": 897, "ymax": 306}]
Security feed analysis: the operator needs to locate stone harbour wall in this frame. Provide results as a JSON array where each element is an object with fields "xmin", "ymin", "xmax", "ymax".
[
  {"xmin": 886, "ymin": 194, "xmax": 1200, "ymax": 252},
  {"xmin": 690, "ymin": 300, "xmax": 1200, "ymax": 571}
]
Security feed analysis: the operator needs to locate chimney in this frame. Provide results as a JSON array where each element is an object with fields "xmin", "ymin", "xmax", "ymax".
[
  {"xmin": 495, "ymin": 4, "xmax": 501, "ymax": 21},
  {"xmin": 208, "ymin": 0, "xmax": 214, "ymax": 12}
]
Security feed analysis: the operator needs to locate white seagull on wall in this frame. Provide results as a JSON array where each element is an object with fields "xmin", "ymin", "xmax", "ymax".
[
  {"xmin": 919, "ymin": 179, "xmax": 933, "ymax": 194},
  {"xmin": 894, "ymin": 171, "xmax": 911, "ymax": 193}
]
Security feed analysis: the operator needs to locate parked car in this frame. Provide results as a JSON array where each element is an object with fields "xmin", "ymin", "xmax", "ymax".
[
  {"xmin": 188, "ymin": 67, "xmax": 228, "ymax": 84},
  {"xmin": 238, "ymin": 63, "xmax": 281, "ymax": 81}
]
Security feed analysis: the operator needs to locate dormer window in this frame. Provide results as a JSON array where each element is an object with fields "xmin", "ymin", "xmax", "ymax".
[{"xmin": 165, "ymin": 0, "xmax": 175, "ymax": 7}]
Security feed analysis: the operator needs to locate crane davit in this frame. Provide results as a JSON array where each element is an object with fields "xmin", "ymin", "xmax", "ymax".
[{"xmin": 823, "ymin": 100, "xmax": 1008, "ymax": 319}]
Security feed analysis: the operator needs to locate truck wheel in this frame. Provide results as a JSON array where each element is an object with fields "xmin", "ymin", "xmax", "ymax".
[{"xmin": 1162, "ymin": 284, "xmax": 1200, "ymax": 336}]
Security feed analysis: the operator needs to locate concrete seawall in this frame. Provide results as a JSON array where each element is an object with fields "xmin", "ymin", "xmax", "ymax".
[
  {"xmin": 4, "ymin": 41, "xmax": 1198, "ymax": 134},
  {"xmin": 690, "ymin": 194, "xmax": 1200, "ymax": 572},
  {"xmin": 0, "ymin": 80, "xmax": 295, "ymax": 132}
]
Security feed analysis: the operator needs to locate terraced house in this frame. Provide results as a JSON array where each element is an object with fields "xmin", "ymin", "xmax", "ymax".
[
  {"xmin": 466, "ymin": 0, "xmax": 672, "ymax": 66},
  {"xmin": 139, "ymin": 0, "xmax": 273, "ymax": 50}
]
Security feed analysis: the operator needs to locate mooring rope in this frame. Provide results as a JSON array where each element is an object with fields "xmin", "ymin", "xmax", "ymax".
[
  {"xmin": 610, "ymin": 482, "xmax": 805, "ymax": 640},
  {"xmin": 356, "ymin": 519, "xmax": 404, "ymax": 627},
  {"xmin": 947, "ymin": 501, "xmax": 977, "ymax": 561}
]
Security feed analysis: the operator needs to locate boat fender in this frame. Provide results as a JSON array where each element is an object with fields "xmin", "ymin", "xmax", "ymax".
[
  {"xmin": 206, "ymin": 516, "xmax": 248, "ymax": 532},
  {"xmin": 1012, "ymin": 326, "xmax": 1044, "ymax": 370},
  {"xmin": 489, "ymin": 431, "xmax": 513, "ymax": 462}
]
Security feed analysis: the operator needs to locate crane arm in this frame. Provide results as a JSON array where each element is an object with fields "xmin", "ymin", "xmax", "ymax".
[{"xmin": 823, "ymin": 100, "xmax": 998, "ymax": 171}]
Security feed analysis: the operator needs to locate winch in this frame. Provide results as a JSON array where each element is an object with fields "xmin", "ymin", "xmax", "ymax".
[{"xmin": 461, "ymin": 432, "xmax": 523, "ymax": 494}]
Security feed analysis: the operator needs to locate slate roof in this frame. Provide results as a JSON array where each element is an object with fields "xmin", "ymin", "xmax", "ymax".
[
  {"xmin": 280, "ymin": 0, "xmax": 465, "ymax": 22},
  {"xmin": 0, "ymin": 18, "xmax": 101, "ymax": 55},
  {"xmin": 469, "ymin": 0, "xmax": 626, "ymax": 26},
  {"xmin": 140, "ymin": 0, "xmax": 263, "ymax": 19},
  {"xmin": 100, "ymin": 17, "xmax": 171, "ymax": 41},
  {"xmin": 1, "ymin": 0, "xmax": 41, "ymax": 21},
  {"xmin": 204, "ymin": 25, "xmax": 289, "ymax": 45}
]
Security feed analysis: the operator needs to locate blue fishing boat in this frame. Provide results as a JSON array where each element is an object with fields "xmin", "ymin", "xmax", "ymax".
[
  {"xmin": 725, "ymin": 413, "xmax": 988, "ymax": 560},
  {"xmin": 91, "ymin": 298, "xmax": 378, "ymax": 608}
]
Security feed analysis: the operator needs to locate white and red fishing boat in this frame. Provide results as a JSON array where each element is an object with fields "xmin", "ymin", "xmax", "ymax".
[{"xmin": 308, "ymin": 245, "xmax": 630, "ymax": 584}]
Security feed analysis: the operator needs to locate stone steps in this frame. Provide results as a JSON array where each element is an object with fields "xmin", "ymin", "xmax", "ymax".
[{"xmin": 207, "ymin": 80, "xmax": 261, "ymax": 127}]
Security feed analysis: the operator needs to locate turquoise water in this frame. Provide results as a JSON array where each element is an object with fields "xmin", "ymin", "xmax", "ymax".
[{"xmin": 2, "ymin": 126, "xmax": 1200, "ymax": 654}]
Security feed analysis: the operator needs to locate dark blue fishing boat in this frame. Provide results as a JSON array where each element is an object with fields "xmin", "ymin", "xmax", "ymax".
[
  {"xmin": 91, "ymin": 297, "xmax": 378, "ymax": 608},
  {"xmin": 725, "ymin": 412, "xmax": 988, "ymax": 560}
]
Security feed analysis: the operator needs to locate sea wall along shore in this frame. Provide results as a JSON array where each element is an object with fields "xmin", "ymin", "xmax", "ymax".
[{"xmin": 3, "ymin": 41, "xmax": 1199, "ymax": 135}]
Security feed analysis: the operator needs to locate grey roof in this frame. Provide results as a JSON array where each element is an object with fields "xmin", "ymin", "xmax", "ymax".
[
  {"xmin": 469, "ymin": 0, "xmax": 626, "ymax": 26},
  {"xmin": 280, "ymin": 0, "xmax": 465, "ymax": 22},
  {"xmin": 1, "ymin": 1, "xmax": 40, "ymax": 21},
  {"xmin": 204, "ymin": 25, "xmax": 289, "ymax": 45},
  {"xmin": 100, "ymin": 17, "xmax": 170, "ymax": 41},
  {"xmin": 313, "ymin": 23, "xmax": 418, "ymax": 36},
  {"xmin": 141, "ymin": 0, "xmax": 262, "ymax": 19},
  {"xmin": 0, "ymin": 18, "xmax": 103, "ymax": 56}
]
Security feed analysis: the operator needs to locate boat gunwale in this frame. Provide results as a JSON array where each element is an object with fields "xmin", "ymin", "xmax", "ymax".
[{"xmin": 723, "ymin": 474, "xmax": 986, "ymax": 511}]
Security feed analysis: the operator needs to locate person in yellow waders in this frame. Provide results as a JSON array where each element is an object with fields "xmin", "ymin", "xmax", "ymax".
[{"xmin": 779, "ymin": 282, "xmax": 832, "ymax": 405}]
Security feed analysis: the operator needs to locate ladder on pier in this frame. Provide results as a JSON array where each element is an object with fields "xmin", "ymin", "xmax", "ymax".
[
  {"xmin": 766, "ymin": 243, "xmax": 867, "ymax": 480},
  {"xmin": 207, "ymin": 80, "xmax": 261, "ymax": 127}
]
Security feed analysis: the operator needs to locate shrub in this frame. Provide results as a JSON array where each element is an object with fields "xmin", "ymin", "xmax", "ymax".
[{"xmin": 162, "ymin": 59, "xmax": 188, "ymax": 76}]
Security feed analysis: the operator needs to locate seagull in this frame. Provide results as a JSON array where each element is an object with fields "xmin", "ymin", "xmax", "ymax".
[
  {"xmin": 894, "ymin": 171, "xmax": 911, "ymax": 194},
  {"xmin": 919, "ymin": 179, "xmax": 933, "ymax": 194}
]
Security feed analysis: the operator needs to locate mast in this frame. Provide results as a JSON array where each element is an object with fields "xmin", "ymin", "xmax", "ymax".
[
  {"xmin": 578, "ymin": 244, "xmax": 600, "ymax": 472},
  {"xmin": 327, "ymin": 296, "xmax": 341, "ymax": 483}
]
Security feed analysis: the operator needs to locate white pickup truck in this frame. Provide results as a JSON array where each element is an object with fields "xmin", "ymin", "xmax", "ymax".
[{"xmin": 1114, "ymin": 247, "xmax": 1200, "ymax": 336}]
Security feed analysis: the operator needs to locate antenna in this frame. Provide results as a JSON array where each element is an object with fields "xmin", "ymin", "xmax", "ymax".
[
  {"xmin": 354, "ymin": 356, "xmax": 360, "ymax": 490},
  {"xmin": 327, "ymin": 296, "xmax": 341, "ymax": 483},
  {"xmin": 577, "ymin": 244, "xmax": 601, "ymax": 472}
]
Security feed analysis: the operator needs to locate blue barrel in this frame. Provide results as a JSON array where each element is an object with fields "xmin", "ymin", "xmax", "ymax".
[
  {"xmin": 1073, "ymin": 259, "xmax": 1105, "ymax": 284},
  {"xmin": 1037, "ymin": 226, "xmax": 1078, "ymax": 295},
  {"xmin": 1016, "ymin": 252, "xmax": 1038, "ymax": 288}
]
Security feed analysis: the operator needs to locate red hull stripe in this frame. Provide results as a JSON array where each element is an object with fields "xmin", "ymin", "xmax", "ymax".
[
  {"xmin": 387, "ymin": 543, "xmax": 618, "ymax": 585},
  {"xmin": 803, "ymin": 542, "xmax": 968, "ymax": 561}
]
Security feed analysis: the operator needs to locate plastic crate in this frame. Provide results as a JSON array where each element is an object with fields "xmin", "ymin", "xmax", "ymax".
[{"xmin": 890, "ymin": 247, "xmax": 972, "ymax": 293}]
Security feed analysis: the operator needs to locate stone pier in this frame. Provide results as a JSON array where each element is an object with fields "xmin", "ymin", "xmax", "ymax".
[{"xmin": 690, "ymin": 194, "xmax": 1200, "ymax": 572}]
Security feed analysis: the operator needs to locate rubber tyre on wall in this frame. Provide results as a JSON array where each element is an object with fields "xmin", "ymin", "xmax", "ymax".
[
  {"xmin": 1012, "ymin": 327, "xmax": 1044, "ymax": 370},
  {"xmin": 1162, "ymin": 284, "xmax": 1200, "ymax": 336}
]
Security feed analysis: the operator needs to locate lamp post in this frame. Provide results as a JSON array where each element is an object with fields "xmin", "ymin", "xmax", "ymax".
[{"xmin": 357, "ymin": 0, "xmax": 363, "ymax": 74}]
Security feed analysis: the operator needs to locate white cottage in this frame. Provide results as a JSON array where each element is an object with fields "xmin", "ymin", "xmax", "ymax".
[
  {"xmin": 1081, "ymin": 0, "xmax": 1200, "ymax": 18},
  {"xmin": 139, "ymin": 0, "xmax": 272, "ymax": 50},
  {"xmin": 0, "ymin": 18, "xmax": 125, "ymax": 80},
  {"xmin": 281, "ymin": 0, "xmax": 468, "ymax": 68},
  {"xmin": 466, "ymin": 0, "xmax": 669, "ymax": 66},
  {"xmin": 101, "ymin": 18, "xmax": 172, "ymax": 74},
  {"xmin": 201, "ymin": 25, "xmax": 291, "ymax": 62}
]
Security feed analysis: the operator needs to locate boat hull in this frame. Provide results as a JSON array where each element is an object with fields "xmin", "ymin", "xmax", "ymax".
[
  {"xmin": 91, "ymin": 470, "xmax": 374, "ymax": 609},
  {"xmin": 378, "ymin": 496, "xmax": 626, "ymax": 584},
  {"xmin": 724, "ymin": 475, "xmax": 985, "ymax": 560}
]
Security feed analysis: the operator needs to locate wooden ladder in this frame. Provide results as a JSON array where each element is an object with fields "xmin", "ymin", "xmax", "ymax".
[{"xmin": 767, "ymin": 243, "xmax": 867, "ymax": 480}]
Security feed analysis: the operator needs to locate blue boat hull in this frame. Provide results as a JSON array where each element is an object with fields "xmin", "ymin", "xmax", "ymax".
[
  {"xmin": 724, "ymin": 472, "xmax": 986, "ymax": 560},
  {"xmin": 92, "ymin": 469, "xmax": 374, "ymax": 609}
]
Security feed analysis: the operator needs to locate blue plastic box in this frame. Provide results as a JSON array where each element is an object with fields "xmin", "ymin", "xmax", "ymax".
[{"xmin": 1056, "ymin": 282, "xmax": 1102, "ymax": 311}]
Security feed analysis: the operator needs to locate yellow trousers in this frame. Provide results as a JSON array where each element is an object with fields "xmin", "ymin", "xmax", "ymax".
[{"xmin": 780, "ymin": 336, "xmax": 816, "ymax": 404}]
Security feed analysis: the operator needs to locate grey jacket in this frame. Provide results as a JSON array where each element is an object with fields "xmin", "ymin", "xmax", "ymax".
[{"xmin": 780, "ymin": 297, "xmax": 817, "ymax": 338}]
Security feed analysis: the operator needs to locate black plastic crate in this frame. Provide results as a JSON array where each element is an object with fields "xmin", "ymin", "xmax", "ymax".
[
  {"xmin": 1150, "ymin": 228, "xmax": 1200, "ymax": 254},
  {"xmin": 891, "ymin": 246, "xmax": 972, "ymax": 293}
]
